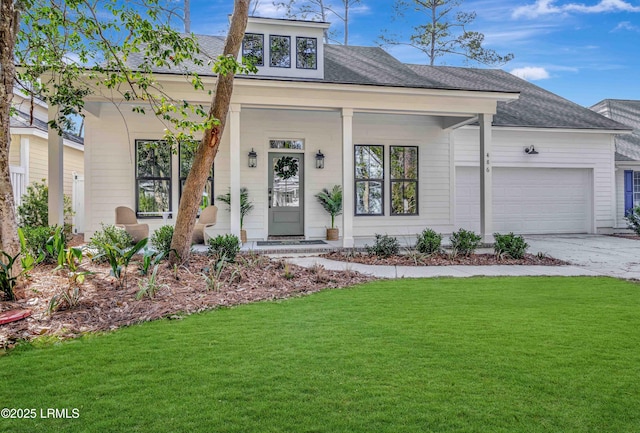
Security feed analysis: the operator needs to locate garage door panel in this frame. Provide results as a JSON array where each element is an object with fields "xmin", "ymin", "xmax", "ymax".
[{"xmin": 456, "ymin": 167, "xmax": 591, "ymax": 234}]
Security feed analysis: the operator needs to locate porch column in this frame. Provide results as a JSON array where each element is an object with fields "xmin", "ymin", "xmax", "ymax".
[
  {"xmin": 479, "ymin": 113, "xmax": 493, "ymax": 244},
  {"xmin": 341, "ymin": 108, "xmax": 354, "ymax": 248},
  {"xmin": 48, "ymin": 105, "xmax": 64, "ymax": 226},
  {"xmin": 229, "ymin": 104, "xmax": 242, "ymax": 239}
]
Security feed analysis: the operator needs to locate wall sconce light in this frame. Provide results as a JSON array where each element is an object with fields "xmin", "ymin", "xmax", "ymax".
[
  {"xmin": 248, "ymin": 148, "xmax": 257, "ymax": 168},
  {"xmin": 315, "ymin": 150, "xmax": 325, "ymax": 169},
  {"xmin": 524, "ymin": 145, "xmax": 539, "ymax": 155}
]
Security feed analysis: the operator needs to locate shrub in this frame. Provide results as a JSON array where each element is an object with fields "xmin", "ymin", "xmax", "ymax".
[
  {"xmin": 151, "ymin": 225, "xmax": 174, "ymax": 255},
  {"xmin": 17, "ymin": 180, "xmax": 74, "ymax": 232},
  {"xmin": 0, "ymin": 251, "xmax": 21, "ymax": 301},
  {"xmin": 20, "ymin": 225, "xmax": 67, "ymax": 264},
  {"xmin": 101, "ymin": 238, "xmax": 148, "ymax": 289},
  {"xmin": 415, "ymin": 228, "xmax": 442, "ymax": 255},
  {"xmin": 626, "ymin": 206, "xmax": 640, "ymax": 236},
  {"xmin": 88, "ymin": 224, "xmax": 134, "ymax": 260},
  {"xmin": 208, "ymin": 234, "xmax": 241, "ymax": 263},
  {"xmin": 493, "ymin": 232, "xmax": 529, "ymax": 259},
  {"xmin": 366, "ymin": 234, "xmax": 400, "ymax": 257},
  {"xmin": 450, "ymin": 228, "xmax": 482, "ymax": 256}
]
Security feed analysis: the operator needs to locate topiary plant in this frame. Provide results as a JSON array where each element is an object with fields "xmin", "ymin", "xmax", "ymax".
[
  {"xmin": 208, "ymin": 234, "xmax": 241, "ymax": 263},
  {"xmin": 493, "ymin": 232, "xmax": 529, "ymax": 259},
  {"xmin": 450, "ymin": 228, "xmax": 482, "ymax": 257},
  {"xmin": 151, "ymin": 225, "xmax": 174, "ymax": 255},
  {"xmin": 415, "ymin": 228, "xmax": 442, "ymax": 255},
  {"xmin": 366, "ymin": 234, "xmax": 400, "ymax": 257}
]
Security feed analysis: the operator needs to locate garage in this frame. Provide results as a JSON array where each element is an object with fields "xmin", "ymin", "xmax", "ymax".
[{"xmin": 456, "ymin": 167, "xmax": 592, "ymax": 234}]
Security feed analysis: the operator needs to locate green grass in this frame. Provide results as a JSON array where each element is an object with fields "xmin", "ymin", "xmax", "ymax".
[{"xmin": 1, "ymin": 277, "xmax": 639, "ymax": 432}]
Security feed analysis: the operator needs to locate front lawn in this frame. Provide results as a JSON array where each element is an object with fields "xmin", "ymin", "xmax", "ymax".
[{"xmin": 1, "ymin": 277, "xmax": 639, "ymax": 432}]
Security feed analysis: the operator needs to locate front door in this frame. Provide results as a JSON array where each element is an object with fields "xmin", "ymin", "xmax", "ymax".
[{"xmin": 269, "ymin": 152, "xmax": 304, "ymax": 236}]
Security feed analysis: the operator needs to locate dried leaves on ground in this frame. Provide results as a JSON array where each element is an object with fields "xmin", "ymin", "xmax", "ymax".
[
  {"xmin": 322, "ymin": 251, "xmax": 568, "ymax": 266},
  {"xmin": 0, "ymin": 253, "xmax": 373, "ymax": 349}
]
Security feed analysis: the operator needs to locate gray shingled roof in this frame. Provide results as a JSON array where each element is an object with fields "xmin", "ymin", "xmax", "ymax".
[
  {"xmin": 10, "ymin": 110, "xmax": 84, "ymax": 145},
  {"xmin": 407, "ymin": 64, "xmax": 629, "ymax": 131},
  {"xmin": 127, "ymin": 34, "xmax": 629, "ymax": 132},
  {"xmin": 591, "ymin": 99, "xmax": 640, "ymax": 161}
]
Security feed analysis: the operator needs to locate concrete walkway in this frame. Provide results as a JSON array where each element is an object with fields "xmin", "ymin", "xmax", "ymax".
[{"xmin": 283, "ymin": 235, "xmax": 639, "ymax": 280}]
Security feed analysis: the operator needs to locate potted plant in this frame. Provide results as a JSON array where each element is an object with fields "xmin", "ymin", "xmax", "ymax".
[
  {"xmin": 216, "ymin": 187, "xmax": 254, "ymax": 243},
  {"xmin": 315, "ymin": 185, "xmax": 343, "ymax": 241}
]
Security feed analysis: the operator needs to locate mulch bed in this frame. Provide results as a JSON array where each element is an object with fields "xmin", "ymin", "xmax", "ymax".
[
  {"xmin": 609, "ymin": 234, "xmax": 640, "ymax": 240},
  {"xmin": 0, "ymin": 253, "xmax": 373, "ymax": 350},
  {"xmin": 322, "ymin": 251, "xmax": 568, "ymax": 266}
]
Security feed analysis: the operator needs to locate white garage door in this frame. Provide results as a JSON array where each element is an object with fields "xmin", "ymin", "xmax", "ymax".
[{"xmin": 456, "ymin": 167, "xmax": 592, "ymax": 234}]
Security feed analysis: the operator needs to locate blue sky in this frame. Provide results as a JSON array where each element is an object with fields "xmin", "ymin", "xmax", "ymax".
[{"xmin": 188, "ymin": 0, "xmax": 640, "ymax": 107}]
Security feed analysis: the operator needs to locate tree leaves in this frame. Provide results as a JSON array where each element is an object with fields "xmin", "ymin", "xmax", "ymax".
[{"xmin": 380, "ymin": 0, "xmax": 514, "ymax": 66}]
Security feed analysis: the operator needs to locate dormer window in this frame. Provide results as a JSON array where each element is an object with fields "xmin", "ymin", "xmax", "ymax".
[
  {"xmin": 242, "ymin": 33, "xmax": 264, "ymax": 66},
  {"xmin": 296, "ymin": 37, "xmax": 317, "ymax": 70},
  {"xmin": 270, "ymin": 35, "xmax": 291, "ymax": 68}
]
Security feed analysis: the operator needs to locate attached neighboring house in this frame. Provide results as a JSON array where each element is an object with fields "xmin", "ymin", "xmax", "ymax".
[
  {"xmin": 590, "ymin": 99, "xmax": 640, "ymax": 229},
  {"xmin": 10, "ymin": 93, "xmax": 85, "ymax": 232},
  {"xmin": 69, "ymin": 17, "xmax": 629, "ymax": 244}
]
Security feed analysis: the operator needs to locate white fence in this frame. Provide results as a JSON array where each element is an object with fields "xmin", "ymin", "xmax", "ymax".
[{"xmin": 10, "ymin": 165, "xmax": 26, "ymax": 208}]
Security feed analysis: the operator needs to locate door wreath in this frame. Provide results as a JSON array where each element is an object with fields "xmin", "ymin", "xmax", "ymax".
[{"xmin": 274, "ymin": 156, "xmax": 299, "ymax": 180}]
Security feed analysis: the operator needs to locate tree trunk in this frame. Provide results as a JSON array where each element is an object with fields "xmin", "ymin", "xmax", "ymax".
[
  {"xmin": 344, "ymin": 1, "xmax": 348, "ymax": 45},
  {"xmin": 170, "ymin": 0, "xmax": 250, "ymax": 264},
  {"xmin": 184, "ymin": 0, "xmax": 191, "ymax": 33},
  {"xmin": 0, "ymin": 0, "xmax": 20, "ymax": 262}
]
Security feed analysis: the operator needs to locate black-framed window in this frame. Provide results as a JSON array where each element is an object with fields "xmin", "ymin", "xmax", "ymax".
[
  {"xmin": 355, "ymin": 145, "xmax": 384, "ymax": 215},
  {"xmin": 296, "ymin": 37, "xmax": 317, "ymax": 69},
  {"xmin": 270, "ymin": 35, "xmax": 291, "ymax": 68},
  {"xmin": 179, "ymin": 142, "xmax": 214, "ymax": 211},
  {"xmin": 242, "ymin": 33, "xmax": 264, "ymax": 66},
  {"xmin": 135, "ymin": 140, "xmax": 171, "ymax": 216},
  {"xmin": 390, "ymin": 146, "xmax": 419, "ymax": 215}
]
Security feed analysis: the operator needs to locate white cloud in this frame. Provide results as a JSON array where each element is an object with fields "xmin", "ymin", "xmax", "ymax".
[
  {"xmin": 510, "ymin": 66, "xmax": 551, "ymax": 80},
  {"xmin": 612, "ymin": 20, "xmax": 640, "ymax": 31},
  {"xmin": 513, "ymin": 0, "xmax": 640, "ymax": 19}
]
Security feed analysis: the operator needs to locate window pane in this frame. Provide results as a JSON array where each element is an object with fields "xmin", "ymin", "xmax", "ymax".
[
  {"xmin": 355, "ymin": 145, "xmax": 383, "ymax": 179},
  {"xmin": 391, "ymin": 146, "xmax": 418, "ymax": 180},
  {"xmin": 270, "ymin": 35, "xmax": 291, "ymax": 68},
  {"xmin": 296, "ymin": 37, "xmax": 317, "ymax": 69},
  {"xmin": 635, "ymin": 172, "xmax": 640, "ymax": 203},
  {"xmin": 391, "ymin": 181, "xmax": 418, "ymax": 214},
  {"xmin": 243, "ymin": 33, "xmax": 264, "ymax": 66},
  {"xmin": 180, "ymin": 142, "xmax": 196, "ymax": 178},
  {"xmin": 137, "ymin": 141, "xmax": 171, "ymax": 178},
  {"xmin": 269, "ymin": 139, "xmax": 304, "ymax": 149},
  {"xmin": 138, "ymin": 180, "xmax": 170, "ymax": 212},
  {"xmin": 181, "ymin": 179, "xmax": 213, "ymax": 210},
  {"xmin": 356, "ymin": 181, "xmax": 383, "ymax": 215}
]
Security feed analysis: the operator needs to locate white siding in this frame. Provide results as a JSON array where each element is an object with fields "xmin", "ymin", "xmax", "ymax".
[
  {"xmin": 85, "ymin": 105, "xmax": 149, "ymax": 238},
  {"xmin": 351, "ymin": 113, "xmax": 453, "ymax": 238},
  {"xmin": 85, "ymin": 106, "xmax": 453, "ymax": 240},
  {"xmin": 454, "ymin": 127, "xmax": 615, "ymax": 231}
]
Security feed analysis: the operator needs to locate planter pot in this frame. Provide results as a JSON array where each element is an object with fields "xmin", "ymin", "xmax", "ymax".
[
  {"xmin": 326, "ymin": 228, "xmax": 339, "ymax": 241},
  {"xmin": 240, "ymin": 229, "xmax": 247, "ymax": 244}
]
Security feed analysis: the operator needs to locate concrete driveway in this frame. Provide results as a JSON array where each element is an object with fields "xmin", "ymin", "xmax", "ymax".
[{"xmin": 525, "ymin": 234, "xmax": 640, "ymax": 279}]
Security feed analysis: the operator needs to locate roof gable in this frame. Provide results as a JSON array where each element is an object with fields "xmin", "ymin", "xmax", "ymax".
[{"xmin": 591, "ymin": 99, "xmax": 640, "ymax": 161}]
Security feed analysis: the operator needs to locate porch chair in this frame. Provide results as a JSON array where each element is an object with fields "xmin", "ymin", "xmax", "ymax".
[
  {"xmin": 192, "ymin": 205, "xmax": 218, "ymax": 244},
  {"xmin": 115, "ymin": 206, "xmax": 149, "ymax": 243}
]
